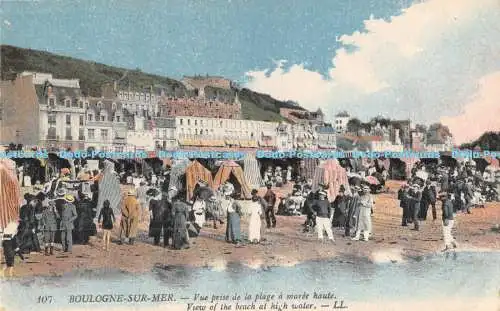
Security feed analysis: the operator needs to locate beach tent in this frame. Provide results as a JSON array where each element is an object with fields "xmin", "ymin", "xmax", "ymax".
[
  {"xmin": 185, "ymin": 160, "xmax": 214, "ymax": 201},
  {"xmin": 169, "ymin": 159, "xmax": 190, "ymax": 192},
  {"xmin": 213, "ymin": 161, "xmax": 252, "ymax": 199},
  {"xmin": 96, "ymin": 160, "xmax": 122, "ymax": 215},
  {"xmin": 375, "ymin": 158, "xmax": 390, "ymax": 171},
  {"xmin": 243, "ymin": 153, "xmax": 263, "ymax": 189},
  {"xmin": 298, "ymin": 158, "xmax": 319, "ymax": 181},
  {"xmin": 0, "ymin": 159, "xmax": 21, "ymax": 229},
  {"xmin": 312, "ymin": 159, "xmax": 351, "ymax": 202},
  {"xmin": 389, "ymin": 158, "xmax": 418, "ymax": 180}
]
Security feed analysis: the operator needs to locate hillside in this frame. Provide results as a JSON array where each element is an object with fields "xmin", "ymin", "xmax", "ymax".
[
  {"xmin": 461, "ymin": 131, "xmax": 500, "ymax": 151},
  {"xmin": 0, "ymin": 45, "xmax": 303, "ymax": 121}
]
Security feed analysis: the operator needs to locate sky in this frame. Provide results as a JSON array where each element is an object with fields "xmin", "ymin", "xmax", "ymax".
[{"xmin": 1, "ymin": 0, "xmax": 499, "ymax": 144}]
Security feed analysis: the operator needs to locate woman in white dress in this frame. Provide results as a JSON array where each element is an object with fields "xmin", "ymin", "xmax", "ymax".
[
  {"xmin": 192, "ymin": 198, "xmax": 206, "ymax": 228},
  {"xmin": 248, "ymin": 190, "xmax": 263, "ymax": 243}
]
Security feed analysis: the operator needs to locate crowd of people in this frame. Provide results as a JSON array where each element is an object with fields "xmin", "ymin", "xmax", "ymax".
[{"xmin": 1, "ymin": 157, "xmax": 499, "ymax": 277}]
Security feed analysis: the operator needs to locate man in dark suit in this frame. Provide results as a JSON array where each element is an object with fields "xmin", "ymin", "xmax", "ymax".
[
  {"xmin": 441, "ymin": 192, "xmax": 457, "ymax": 251},
  {"xmin": 60, "ymin": 194, "xmax": 78, "ymax": 253},
  {"xmin": 263, "ymin": 182, "xmax": 277, "ymax": 228}
]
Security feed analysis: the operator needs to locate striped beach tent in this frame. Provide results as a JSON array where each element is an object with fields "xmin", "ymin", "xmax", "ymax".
[
  {"xmin": 169, "ymin": 159, "xmax": 190, "ymax": 192},
  {"xmin": 299, "ymin": 158, "xmax": 319, "ymax": 181},
  {"xmin": 312, "ymin": 159, "xmax": 351, "ymax": 202},
  {"xmin": 185, "ymin": 160, "xmax": 213, "ymax": 201},
  {"xmin": 213, "ymin": 161, "xmax": 252, "ymax": 199},
  {"xmin": 243, "ymin": 153, "xmax": 262, "ymax": 189},
  {"xmin": 96, "ymin": 160, "xmax": 122, "ymax": 215},
  {"xmin": 0, "ymin": 159, "xmax": 21, "ymax": 229},
  {"xmin": 401, "ymin": 158, "xmax": 419, "ymax": 179}
]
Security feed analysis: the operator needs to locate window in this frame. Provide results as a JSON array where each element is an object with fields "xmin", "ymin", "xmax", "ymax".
[
  {"xmin": 79, "ymin": 128, "xmax": 84, "ymax": 140},
  {"xmin": 66, "ymin": 114, "xmax": 71, "ymax": 125},
  {"xmin": 101, "ymin": 116, "xmax": 106, "ymax": 121},
  {"xmin": 101, "ymin": 129, "xmax": 108, "ymax": 140},
  {"xmin": 79, "ymin": 101, "xmax": 83, "ymax": 108},
  {"xmin": 65, "ymin": 99, "xmax": 71, "ymax": 107},
  {"xmin": 194, "ymin": 120, "xmax": 197, "ymax": 126},
  {"xmin": 79, "ymin": 115, "xmax": 84, "ymax": 126},
  {"xmin": 88, "ymin": 114, "xmax": 93, "ymax": 121},
  {"xmin": 48, "ymin": 98, "xmax": 55, "ymax": 107},
  {"xmin": 47, "ymin": 113, "xmax": 56, "ymax": 124},
  {"xmin": 88, "ymin": 129, "xmax": 95, "ymax": 139},
  {"xmin": 116, "ymin": 116, "xmax": 120, "ymax": 122},
  {"xmin": 188, "ymin": 119, "xmax": 191, "ymax": 126},
  {"xmin": 65, "ymin": 127, "xmax": 72, "ymax": 140},
  {"xmin": 180, "ymin": 119, "xmax": 183, "ymax": 125}
]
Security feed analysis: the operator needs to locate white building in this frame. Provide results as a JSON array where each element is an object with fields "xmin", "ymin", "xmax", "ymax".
[
  {"xmin": 334, "ymin": 111, "xmax": 350, "ymax": 134},
  {"xmin": 21, "ymin": 72, "xmax": 80, "ymax": 88},
  {"xmin": 291, "ymin": 123, "xmax": 317, "ymax": 150},
  {"xmin": 84, "ymin": 98, "xmax": 128, "ymax": 152},
  {"xmin": 175, "ymin": 116, "xmax": 279, "ymax": 148},
  {"xmin": 276, "ymin": 123, "xmax": 293, "ymax": 150},
  {"xmin": 125, "ymin": 114, "xmax": 155, "ymax": 152},
  {"xmin": 117, "ymin": 88, "xmax": 160, "ymax": 118},
  {"xmin": 315, "ymin": 125, "xmax": 337, "ymax": 149},
  {"xmin": 34, "ymin": 76, "xmax": 87, "ymax": 150},
  {"xmin": 152, "ymin": 117, "xmax": 177, "ymax": 149}
]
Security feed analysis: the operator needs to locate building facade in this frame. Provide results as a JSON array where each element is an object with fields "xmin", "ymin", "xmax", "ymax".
[
  {"xmin": 158, "ymin": 94, "xmax": 241, "ymax": 119},
  {"xmin": 175, "ymin": 116, "xmax": 278, "ymax": 149},
  {"xmin": 315, "ymin": 125, "xmax": 337, "ymax": 149},
  {"xmin": 291, "ymin": 123, "xmax": 317, "ymax": 150},
  {"xmin": 0, "ymin": 75, "xmax": 40, "ymax": 146},
  {"xmin": 84, "ymin": 98, "xmax": 128, "ymax": 152},
  {"xmin": 334, "ymin": 111, "xmax": 350, "ymax": 134},
  {"xmin": 152, "ymin": 117, "xmax": 177, "ymax": 149},
  {"xmin": 36, "ymin": 79, "xmax": 87, "ymax": 150}
]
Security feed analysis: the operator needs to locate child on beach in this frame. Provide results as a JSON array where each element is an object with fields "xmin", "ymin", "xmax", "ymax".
[
  {"xmin": 1, "ymin": 222, "xmax": 25, "ymax": 277},
  {"xmin": 98, "ymin": 200, "xmax": 115, "ymax": 251}
]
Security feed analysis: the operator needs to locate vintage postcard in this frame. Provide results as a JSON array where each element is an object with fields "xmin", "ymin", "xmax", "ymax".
[{"xmin": 1, "ymin": 0, "xmax": 499, "ymax": 310}]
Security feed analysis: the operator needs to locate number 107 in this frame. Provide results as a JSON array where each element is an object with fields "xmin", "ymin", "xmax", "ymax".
[{"xmin": 37, "ymin": 296, "xmax": 53, "ymax": 304}]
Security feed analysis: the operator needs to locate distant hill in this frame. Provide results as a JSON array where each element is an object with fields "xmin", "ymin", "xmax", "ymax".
[
  {"xmin": 0, "ymin": 45, "xmax": 304, "ymax": 121},
  {"xmin": 461, "ymin": 131, "xmax": 500, "ymax": 151}
]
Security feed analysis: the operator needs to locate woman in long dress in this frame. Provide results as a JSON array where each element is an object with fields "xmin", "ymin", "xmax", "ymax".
[
  {"xmin": 222, "ymin": 185, "xmax": 242, "ymax": 245},
  {"xmin": 170, "ymin": 188, "xmax": 190, "ymax": 250},
  {"xmin": 248, "ymin": 196, "xmax": 263, "ymax": 243}
]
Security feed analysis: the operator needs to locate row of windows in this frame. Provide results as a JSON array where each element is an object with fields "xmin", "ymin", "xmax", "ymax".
[
  {"xmin": 177, "ymin": 118, "xmax": 274, "ymax": 130},
  {"xmin": 47, "ymin": 114, "xmax": 123, "ymax": 125},
  {"xmin": 87, "ymin": 129, "xmax": 109, "ymax": 140},
  {"xmin": 118, "ymin": 92, "xmax": 157, "ymax": 102},
  {"xmin": 47, "ymin": 97, "xmax": 144, "ymax": 112}
]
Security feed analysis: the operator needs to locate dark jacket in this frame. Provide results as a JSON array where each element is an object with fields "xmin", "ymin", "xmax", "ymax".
[
  {"xmin": 60, "ymin": 203, "xmax": 78, "ymax": 230},
  {"xmin": 19, "ymin": 204, "xmax": 35, "ymax": 228},
  {"xmin": 442, "ymin": 199, "xmax": 454, "ymax": 222},
  {"xmin": 263, "ymin": 189, "xmax": 276, "ymax": 208},
  {"xmin": 398, "ymin": 189, "xmax": 408, "ymax": 208},
  {"xmin": 312, "ymin": 199, "xmax": 331, "ymax": 218},
  {"xmin": 41, "ymin": 207, "xmax": 60, "ymax": 231},
  {"xmin": 98, "ymin": 206, "xmax": 115, "ymax": 230},
  {"xmin": 76, "ymin": 199, "xmax": 97, "ymax": 232}
]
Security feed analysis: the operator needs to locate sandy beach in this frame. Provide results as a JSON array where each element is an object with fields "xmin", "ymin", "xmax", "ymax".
[{"xmin": 4, "ymin": 180, "xmax": 500, "ymax": 277}]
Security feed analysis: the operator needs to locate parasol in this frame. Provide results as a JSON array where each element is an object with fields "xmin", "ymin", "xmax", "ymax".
[
  {"xmin": 364, "ymin": 175, "xmax": 380, "ymax": 185},
  {"xmin": 146, "ymin": 188, "xmax": 161, "ymax": 197}
]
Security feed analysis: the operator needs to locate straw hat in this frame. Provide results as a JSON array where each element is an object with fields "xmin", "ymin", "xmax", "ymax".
[
  {"xmin": 64, "ymin": 194, "xmax": 75, "ymax": 203},
  {"xmin": 56, "ymin": 188, "xmax": 66, "ymax": 197},
  {"xmin": 127, "ymin": 189, "xmax": 136, "ymax": 196},
  {"xmin": 168, "ymin": 185, "xmax": 178, "ymax": 192}
]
